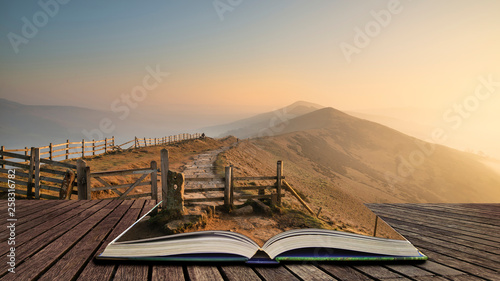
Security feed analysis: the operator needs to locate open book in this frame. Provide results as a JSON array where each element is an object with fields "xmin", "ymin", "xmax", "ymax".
[{"xmin": 98, "ymin": 202, "xmax": 427, "ymax": 264}]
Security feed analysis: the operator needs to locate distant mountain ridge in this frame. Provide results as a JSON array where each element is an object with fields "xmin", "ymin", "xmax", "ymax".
[
  {"xmin": 200, "ymin": 101, "xmax": 324, "ymax": 138},
  {"xmin": 235, "ymin": 106, "xmax": 500, "ymax": 203}
]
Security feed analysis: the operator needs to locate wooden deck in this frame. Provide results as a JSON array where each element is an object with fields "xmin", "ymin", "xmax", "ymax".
[{"xmin": 0, "ymin": 200, "xmax": 498, "ymax": 280}]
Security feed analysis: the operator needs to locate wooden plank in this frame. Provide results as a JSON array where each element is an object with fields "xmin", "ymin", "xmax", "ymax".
[
  {"xmin": 0, "ymin": 159, "xmax": 30, "ymax": 169},
  {"xmin": 187, "ymin": 266, "xmax": 224, "ymax": 281},
  {"xmin": 235, "ymin": 185, "xmax": 276, "ymax": 191},
  {"xmin": 184, "ymin": 196, "xmax": 226, "ymax": 203},
  {"xmin": 220, "ymin": 265, "xmax": 261, "ymax": 281},
  {"xmin": 185, "ymin": 177, "xmax": 224, "ymax": 181},
  {"xmin": 39, "ymin": 157, "xmax": 77, "ymax": 169},
  {"xmin": 234, "ymin": 176, "xmax": 279, "ymax": 181},
  {"xmin": 0, "ymin": 201, "xmax": 103, "ymax": 276},
  {"xmin": 285, "ymin": 264, "xmax": 337, "ymax": 280},
  {"xmin": 39, "ymin": 175, "xmax": 63, "ymax": 184},
  {"xmin": 91, "ymin": 168, "xmax": 156, "ymax": 177},
  {"xmin": 37, "ymin": 201, "xmax": 133, "ymax": 281},
  {"xmin": 0, "ymin": 200, "xmax": 77, "ymax": 242},
  {"xmin": 353, "ymin": 265, "xmax": 405, "ymax": 279},
  {"xmin": 0, "ymin": 177, "xmax": 28, "ymax": 187},
  {"xmin": 185, "ymin": 187, "xmax": 225, "ymax": 193},
  {"xmin": 254, "ymin": 266, "xmax": 299, "ymax": 281},
  {"xmin": 77, "ymin": 201, "xmax": 143, "ymax": 281},
  {"xmin": 384, "ymin": 204, "xmax": 500, "ymax": 228},
  {"xmin": 139, "ymin": 199, "xmax": 157, "ymax": 216},
  {"xmin": 319, "ymin": 265, "xmax": 372, "ymax": 281},
  {"xmin": 370, "ymin": 206, "xmax": 500, "ymax": 251},
  {"xmin": 369, "ymin": 205, "xmax": 500, "ymax": 280},
  {"xmin": 117, "ymin": 192, "xmax": 152, "ymax": 200},
  {"xmin": 415, "ymin": 261, "xmax": 466, "ymax": 277},
  {"xmin": 0, "ymin": 150, "xmax": 30, "ymax": 160},
  {"xmin": 369, "ymin": 204, "xmax": 500, "ymax": 243},
  {"xmin": 91, "ymin": 181, "xmax": 150, "ymax": 192},
  {"xmin": 385, "ymin": 264, "xmax": 434, "ymax": 278},
  {"xmin": 114, "ymin": 265, "xmax": 149, "ymax": 281},
  {"xmin": 0, "ymin": 200, "xmax": 121, "ymax": 280},
  {"xmin": 234, "ymin": 194, "xmax": 273, "ymax": 200},
  {"xmin": 152, "ymin": 266, "xmax": 185, "ymax": 281},
  {"xmin": 402, "ymin": 240, "xmax": 500, "ymax": 280},
  {"xmin": 108, "ymin": 205, "xmax": 152, "ymax": 281}
]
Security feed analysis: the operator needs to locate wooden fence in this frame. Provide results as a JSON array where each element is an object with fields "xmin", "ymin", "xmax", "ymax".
[
  {"xmin": 1, "ymin": 146, "xmax": 313, "ymax": 216},
  {"xmin": 75, "ymin": 159, "xmax": 159, "ymax": 200},
  {"xmin": 0, "ymin": 148, "xmax": 78, "ymax": 199},
  {"xmin": 0, "ymin": 133, "xmax": 203, "ymax": 164},
  {"xmin": 182, "ymin": 161, "xmax": 285, "ymax": 207},
  {"xmin": 0, "ymin": 134, "xmax": 202, "ymax": 200}
]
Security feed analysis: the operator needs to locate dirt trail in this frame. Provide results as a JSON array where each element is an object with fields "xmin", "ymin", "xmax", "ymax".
[{"xmin": 182, "ymin": 146, "xmax": 229, "ymax": 205}]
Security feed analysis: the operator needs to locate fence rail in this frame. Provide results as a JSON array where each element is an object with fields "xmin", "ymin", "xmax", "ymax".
[{"xmin": 0, "ymin": 133, "xmax": 203, "ymax": 164}]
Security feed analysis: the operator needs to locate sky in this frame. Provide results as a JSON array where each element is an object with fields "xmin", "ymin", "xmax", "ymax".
[{"xmin": 1, "ymin": 0, "xmax": 500, "ymax": 157}]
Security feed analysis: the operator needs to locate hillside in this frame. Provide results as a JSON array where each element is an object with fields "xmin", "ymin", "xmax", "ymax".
[{"xmin": 212, "ymin": 106, "xmax": 500, "ymax": 241}]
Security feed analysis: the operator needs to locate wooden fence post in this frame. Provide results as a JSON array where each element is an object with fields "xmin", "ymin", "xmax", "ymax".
[
  {"xmin": 144, "ymin": 137, "xmax": 147, "ymax": 147},
  {"xmin": 224, "ymin": 166, "xmax": 232, "ymax": 207},
  {"xmin": 33, "ymin": 148, "xmax": 40, "ymax": 199},
  {"xmin": 276, "ymin": 160, "xmax": 283, "ymax": 206},
  {"xmin": 66, "ymin": 140, "xmax": 69, "ymax": 159},
  {"xmin": 230, "ymin": 165, "xmax": 234, "ymax": 205},
  {"xmin": 0, "ymin": 146, "xmax": 4, "ymax": 169},
  {"xmin": 49, "ymin": 143, "xmax": 53, "ymax": 160},
  {"xmin": 134, "ymin": 137, "xmax": 137, "ymax": 148},
  {"xmin": 27, "ymin": 147, "xmax": 35, "ymax": 199},
  {"xmin": 92, "ymin": 139, "xmax": 95, "ymax": 156},
  {"xmin": 104, "ymin": 138, "xmax": 107, "ymax": 153},
  {"xmin": 59, "ymin": 169, "xmax": 76, "ymax": 200},
  {"xmin": 161, "ymin": 149, "xmax": 169, "ymax": 209},
  {"xmin": 151, "ymin": 161, "xmax": 158, "ymax": 203},
  {"xmin": 77, "ymin": 159, "xmax": 91, "ymax": 199},
  {"xmin": 82, "ymin": 139, "xmax": 85, "ymax": 158}
]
